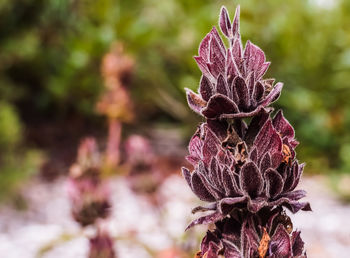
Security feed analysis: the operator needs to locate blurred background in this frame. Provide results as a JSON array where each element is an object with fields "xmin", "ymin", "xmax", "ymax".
[{"xmin": 0, "ymin": 0, "xmax": 350, "ymax": 257}]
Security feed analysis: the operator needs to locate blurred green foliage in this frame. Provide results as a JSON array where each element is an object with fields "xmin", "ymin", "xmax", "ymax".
[
  {"xmin": 0, "ymin": 0, "xmax": 349, "ymax": 194},
  {"xmin": 0, "ymin": 102, "xmax": 42, "ymax": 200}
]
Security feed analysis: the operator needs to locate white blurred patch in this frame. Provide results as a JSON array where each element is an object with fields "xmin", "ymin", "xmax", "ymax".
[{"xmin": 309, "ymin": 0, "xmax": 338, "ymax": 9}]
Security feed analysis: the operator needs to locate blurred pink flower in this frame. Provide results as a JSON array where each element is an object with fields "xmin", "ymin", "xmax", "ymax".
[
  {"xmin": 68, "ymin": 137, "xmax": 111, "ymax": 227},
  {"xmin": 125, "ymin": 135, "xmax": 155, "ymax": 166}
]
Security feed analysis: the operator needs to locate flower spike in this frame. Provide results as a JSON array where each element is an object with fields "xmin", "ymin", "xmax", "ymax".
[{"xmin": 184, "ymin": 5, "xmax": 310, "ymax": 257}]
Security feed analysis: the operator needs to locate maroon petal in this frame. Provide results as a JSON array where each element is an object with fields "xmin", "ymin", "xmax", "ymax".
[
  {"xmin": 226, "ymin": 48, "xmax": 240, "ymax": 85},
  {"xmin": 196, "ymin": 165, "xmax": 225, "ymax": 200},
  {"xmin": 185, "ymin": 88, "xmax": 206, "ymax": 115},
  {"xmin": 259, "ymin": 82, "xmax": 283, "ymax": 107},
  {"xmin": 217, "ymin": 149, "xmax": 234, "ymax": 167},
  {"xmin": 254, "ymin": 120, "xmax": 282, "ymax": 160},
  {"xmin": 265, "ymin": 168, "xmax": 284, "ymax": 198},
  {"xmin": 281, "ymin": 190, "xmax": 307, "ymax": 201},
  {"xmin": 288, "ymin": 162, "xmax": 304, "ymax": 191},
  {"xmin": 185, "ymin": 211, "xmax": 224, "ymax": 230},
  {"xmin": 182, "ymin": 167, "xmax": 192, "ymax": 187},
  {"xmin": 210, "ymin": 27, "xmax": 226, "ymax": 55},
  {"xmin": 205, "ymin": 242, "xmax": 222, "ymax": 257},
  {"xmin": 185, "ymin": 155, "xmax": 200, "ymax": 166},
  {"xmin": 207, "ymin": 63, "xmax": 221, "ymax": 79},
  {"xmin": 199, "ymin": 75, "xmax": 214, "ymax": 101},
  {"xmin": 207, "ymin": 119, "xmax": 228, "ymax": 141},
  {"xmin": 270, "ymin": 198, "xmax": 311, "ymax": 213},
  {"xmin": 186, "ymin": 133, "xmax": 202, "ymax": 165},
  {"xmin": 260, "ymin": 152, "xmax": 271, "ymax": 173},
  {"xmin": 208, "ymin": 29, "xmax": 226, "ymax": 78},
  {"xmin": 243, "ymin": 41, "xmax": 266, "ymax": 78},
  {"xmin": 253, "ymin": 81, "xmax": 264, "ymax": 102},
  {"xmin": 269, "ymin": 224, "xmax": 292, "ymax": 258},
  {"xmin": 230, "ymin": 77, "xmax": 239, "ymax": 104},
  {"xmin": 219, "ymin": 6, "xmax": 232, "ymax": 38},
  {"xmin": 233, "ymin": 76, "xmax": 250, "ymax": 110},
  {"xmin": 271, "ymin": 152, "xmax": 283, "ymax": 168},
  {"xmin": 202, "ymin": 126, "xmax": 221, "ymax": 162},
  {"xmin": 194, "ymin": 56, "xmax": 213, "ymax": 80},
  {"xmin": 198, "ymin": 32, "xmax": 211, "ymax": 60},
  {"xmin": 209, "ymin": 158, "xmax": 224, "ymax": 192},
  {"xmin": 291, "ymin": 231, "xmax": 305, "ymax": 256},
  {"xmin": 202, "ymin": 94, "xmax": 239, "ymax": 118},
  {"xmin": 197, "ymin": 159, "xmax": 209, "ymax": 177},
  {"xmin": 191, "ymin": 172, "xmax": 216, "ymax": 202},
  {"xmin": 216, "ymin": 74, "xmax": 228, "ymax": 96},
  {"xmin": 257, "ymin": 62, "xmax": 270, "ymax": 80},
  {"xmin": 300, "ymin": 202, "xmax": 312, "ymax": 212},
  {"xmin": 222, "ymin": 240, "xmax": 241, "ymax": 258},
  {"xmin": 232, "ymin": 38, "xmax": 243, "ymax": 72},
  {"xmin": 241, "ymin": 222, "xmax": 260, "ymax": 257},
  {"xmin": 240, "ymin": 162, "xmax": 263, "ymax": 198},
  {"xmin": 273, "ymin": 110, "xmax": 295, "ymax": 139},
  {"xmin": 218, "ymin": 196, "xmax": 247, "ymax": 214},
  {"xmin": 247, "ymin": 72, "xmax": 255, "ymax": 99},
  {"xmin": 201, "ymin": 230, "xmax": 221, "ymax": 254},
  {"xmin": 222, "ymin": 166, "xmax": 240, "ymax": 196},
  {"xmin": 244, "ymin": 109, "xmax": 270, "ymax": 146},
  {"xmin": 249, "ymin": 148, "xmax": 258, "ymax": 164},
  {"xmin": 231, "ymin": 5, "xmax": 240, "ymax": 39}
]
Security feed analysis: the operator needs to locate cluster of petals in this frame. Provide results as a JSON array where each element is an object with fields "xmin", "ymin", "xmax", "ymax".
[
  {"xmin": 182, "ymin": 109, "xmax": 310, "ymax": 229},
  {"xmin": 198, "ymin": 208, "xmax": 306, "ymax": 258},
  {"xmin": 186, "ymin": 6, "xmax": 282, "ymax": 120}
]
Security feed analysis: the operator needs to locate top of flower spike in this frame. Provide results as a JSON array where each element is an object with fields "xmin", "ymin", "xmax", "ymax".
[{"xmin": 186, "ymin": 6, "xmax": 283, "ymax": 119}]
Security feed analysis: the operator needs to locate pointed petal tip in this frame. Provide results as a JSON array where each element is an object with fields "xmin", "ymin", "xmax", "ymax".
[
  {"xmin": 232, "ymin": 5, "xmax": 241, "ymax": 38},
  {"xmin": 220, "ymin": 5, "xmax": 228, "ymax": 13},
  {"xmin": 234, "ymin": 5, "xmax": 241, "ymax": 20},
  {"xmin": 275, "ymin": 81, "xmax": 284, "ymax": 88},
  {"xmin": 219, "ymin": 6, "xmax": 232, "ymax": 38}
]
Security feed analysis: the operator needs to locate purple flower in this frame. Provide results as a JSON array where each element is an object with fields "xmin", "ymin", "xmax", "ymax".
[
  {"xmin": 186, "ymin": 6, "xmax": 282, "ymax": 120},
  {"xmin": 183, "ymin": 5, "xmax": 311, "ymax": 257}
]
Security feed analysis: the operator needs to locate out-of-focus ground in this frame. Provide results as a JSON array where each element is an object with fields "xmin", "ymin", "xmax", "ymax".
[{"xmin": 0, "ymin": 175, "xmax": 348, "ymax": 258}]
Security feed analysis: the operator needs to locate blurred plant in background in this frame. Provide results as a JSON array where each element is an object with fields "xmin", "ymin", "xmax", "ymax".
[
  {"xmin": 68, "ymin": 137, "xmax": 115, "ymax": 257},
  {"xmin": 0, "ymin": 0, "xmax": 350, "ymax": 200},
  {"xmin": 97, "ymin": 43, "xmax": 134, "ymax": 170}
]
